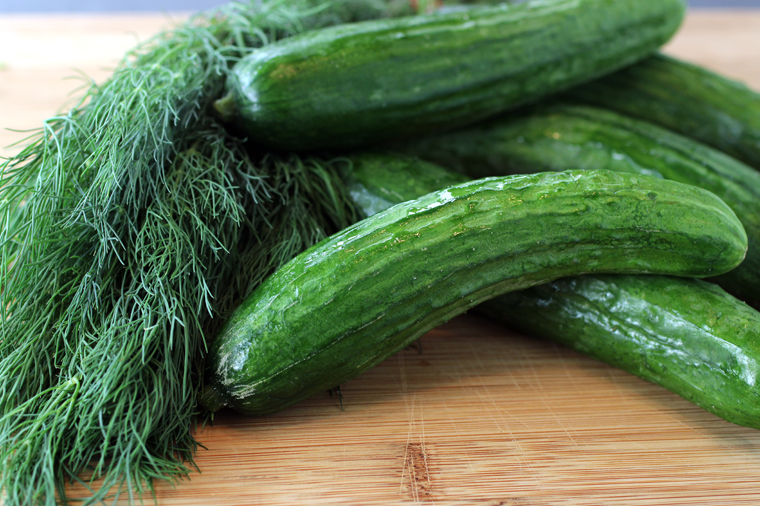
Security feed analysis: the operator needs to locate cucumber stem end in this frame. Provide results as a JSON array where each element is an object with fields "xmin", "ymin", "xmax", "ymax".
[
  {"xmin": 199, "ymin": 383, "xmax": 229, "ymax": 412},
  {"xmin": 214, "ymin": 93, "xmax": 237, "ymax": 122}
]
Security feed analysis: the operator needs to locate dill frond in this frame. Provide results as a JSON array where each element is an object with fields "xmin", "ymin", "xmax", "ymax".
[{"xmin": 0, "ymin": 0, "xmax": 413, "ymax": 504}]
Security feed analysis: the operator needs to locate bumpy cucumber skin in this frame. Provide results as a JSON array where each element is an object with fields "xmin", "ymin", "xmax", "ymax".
[
  {"xmin": 204, "ymin": 170, "xmax": 746, "ymax": 415},
  {"xmin": 397, "ymin": 103, "xmax": 760, "ymax": 307},
  {"xmin": 567, "ymin": 53, "xmax": 760, "ymax": 170},
  {"xmin": 221, "ymin": 0, "xmax": 685, "ymax": 150},
  {"xmin": 478, "ymin": 275, "xmax": 760, "ymax": 430}
]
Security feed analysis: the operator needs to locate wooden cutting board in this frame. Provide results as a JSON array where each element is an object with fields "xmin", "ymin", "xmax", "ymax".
[{"xmin": 2, "ymin": 10, "xmax": 760, "ymax": 506}]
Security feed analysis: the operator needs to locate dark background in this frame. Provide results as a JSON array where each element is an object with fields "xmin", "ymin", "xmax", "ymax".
[{"xmin": 1, "ymin": 0, "xmax": 758, "ymax": 13}]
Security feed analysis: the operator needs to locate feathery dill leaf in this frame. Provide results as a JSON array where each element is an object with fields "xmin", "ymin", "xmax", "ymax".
[{"xmin": 0, "ymin": 0, "xmax": 414, "ymax": 503}]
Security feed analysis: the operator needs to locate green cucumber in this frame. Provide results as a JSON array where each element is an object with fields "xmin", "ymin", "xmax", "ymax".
[
  {"xmin": 216, "ymin": 0, "xmax": 685, "ymax": 150},
  {"xmin": 344, "ymin": 154, "xmax": 760, "ymax": 429},
  {"xmin": 201, "ymin": 169, "xmax": 746, "ymax": 415},
  {"xmin": 478, "ymin": 275, "xmax": 760, "ymax": 429},
  {"xmin": 566, "ymin": 53, "xmax": 760, "ymax": 170},
  {"xmin": 339, "ymin": 153, "xmax": 469, "ymax": 217},
  {"xmin": 396, "ymin": 103, "xmax": 760, "ymax": 307}
]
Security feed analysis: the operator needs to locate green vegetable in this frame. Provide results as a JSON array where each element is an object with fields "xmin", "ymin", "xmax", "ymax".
[
  {"xmin": 397, "ymin": 103, "xmax": 760, "ymax": 307},
  {"xmin": 566, "ymin": 53, "xmax": 760, "ymax": 170},
  {"xmin": 344, "ymin": 153, "xmax": 760, "ymax": 430},
  {"xmin": 216, "ymin": 0, "xmax": 686, "ymax": 150},
  {"xmin": 478, "ymin": 275, "xmax": 760, "ymax": 430},
  {"xmin": 0, "ymin": 1, "xmax": 416, "ymax": 504},
  {"xmin": 337, "ymin": 154, "xmax": 760, "ymax": 429},
  {"xmin": 200, "ymin": 169, "xmax": 747, "ymax": 416},
  {"xmin": 340, "ymin": 152, "xmax": 469, "ymax": 217}
]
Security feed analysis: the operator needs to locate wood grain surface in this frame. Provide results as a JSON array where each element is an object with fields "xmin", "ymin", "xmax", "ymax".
[{"xmin": 2, "ymin": 9, "xmax": 760, "ymax": 506}]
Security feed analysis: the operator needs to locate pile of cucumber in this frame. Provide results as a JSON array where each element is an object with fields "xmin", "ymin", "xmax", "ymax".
[{"xmin": 202, "ymin": 0, "xmax": 760, "ymax": 430}]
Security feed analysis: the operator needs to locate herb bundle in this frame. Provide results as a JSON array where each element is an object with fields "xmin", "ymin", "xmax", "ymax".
[{"xmin": 0, "ymin": 0, "xmax": 414, "ymax": 503}]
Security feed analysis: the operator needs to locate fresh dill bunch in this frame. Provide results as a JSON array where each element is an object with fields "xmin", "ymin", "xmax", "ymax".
[{"xmin": 0, "ymin": 0, "xmax": 415, "ymax": 504}]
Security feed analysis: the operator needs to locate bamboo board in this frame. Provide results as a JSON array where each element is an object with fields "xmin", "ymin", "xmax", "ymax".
[{"xmin": 2, "ymin": 9, "xmax": 760, "ymax": 506}]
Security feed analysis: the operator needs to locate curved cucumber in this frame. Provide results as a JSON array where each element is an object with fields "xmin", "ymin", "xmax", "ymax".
[
  {"xmin": 201, "ymin": 169, "xmax": 746, "ymax": 415},
  {"xmin": 478, "ymin": 275, "xmax": 760, "ymax": 430},
  {"xmin": 566, "ymin": 53, "xmax": 760, "ymax": 170},
  {"xmin": 344, "ymin": 154, "xmax": 760, "ymax": 429},
  {"xmin": 397, "ymin": 103, "xmax": 760, "ymax": 307},
  {"xmin": 217, "ymin": 0, "xmax": 685, "ymax": 150}
]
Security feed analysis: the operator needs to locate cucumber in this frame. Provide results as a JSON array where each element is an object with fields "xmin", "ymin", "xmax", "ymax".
[
  {"xmin": 216, "ymin": 0, "xmax": 686, "ymax": 150},
  {"xmin": 477, "ymin": 275, "xmax": 760, "ymax": 430},
  {"xmin": 396, "ymin": 103, "xmax": 760, "ymax": 307},
  {"xmin": 566, "ymin": 53, "xmax": 760, "ymax": 170},
  {"xmin": 200, "ymin": 169, "xmax": 747, "ymax": 415},
  {"xmin": 344, "ymin": 154, "xmax": 760, "ymax": 429},
  {"xmin": 339, "ymin": 153, "xmax": 469, "ymax": 217}
]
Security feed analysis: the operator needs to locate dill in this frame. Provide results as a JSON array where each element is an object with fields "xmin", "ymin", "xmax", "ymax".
[{"xmin": 0, "ymin": 0, "xmax": 414, "ymax": 503}]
